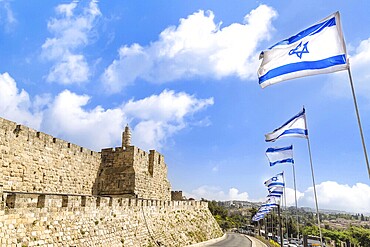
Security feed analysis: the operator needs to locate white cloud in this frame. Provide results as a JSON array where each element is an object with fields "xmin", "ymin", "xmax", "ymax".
[
  {"xmin": 325, "ymin": 37, "xmax": 370, "ymax": 100},
  {"xmin": 0, "ymin": 73, "xmax": 213, "ymax": 152},
  {"xmin": 0, "ymin": 0, "xmax": 17, "ymax": 32},
  {"xmin": 185, "ymin": 182, "xmax": 370, "ymax": 213},
  {"xmin": 41, "ymin": 0, "xmax": 101, "ymax": 84},
  {"xmin": 285, "ymin": 187, "xmax": 304, "ymax": 207},
  {"xmin": 184, "ymin": 185, "xmax": 250, "ymax": 201},
  {"xmin": 41, "ymin": 90, "xmax": 126, "ymax": 151},
  {"xmin": 45, "ymin": 54, "xmax": 90, "ymax": 84},
  {"xmin": 124, "ymin": 90, "xmax": 214, "ymax": 151},
  {"xmin": 102, "ymin": 5, "xmax": 277, "ymax": 93},
  {"xmin": 300, "ymin": 181, "xmax": 370, "ymax": 213},
  {"xmin": 0, "ymin": 73, "xmax": 42, "ymax": 129}
]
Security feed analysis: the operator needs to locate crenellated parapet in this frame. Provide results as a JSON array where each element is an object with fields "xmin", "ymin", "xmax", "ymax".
[
  {"xmin": 0, "ymin": 117, "xmax": 101, "ymax": 195},
  {"xmin": 96, "ymin": 143, "xmax": 171, "ymax": 200},
  {"xmin": 0, "ymin": 117, "xmax": 171, "ymax": 201},
  {"xmin": 0, "ymin": 190, "xmax": 221, "ymax": 247},
  {"xmin": 2, "ymin": 191, "xmax": 207, "ymax": 212},
  {"xmin": 0, "ymin": 117, "xmax": 223, "ymax": 247}
]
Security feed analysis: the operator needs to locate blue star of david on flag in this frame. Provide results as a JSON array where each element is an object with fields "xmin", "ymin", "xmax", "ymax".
[
  {"xmin": 258, "ymin": 11, "xmax": 348, "ymax": 89},
  {"xmin": 289, "ymin": 41, "xmax": 309, "ymax": 59},
  {"xmin": 264, "ymin": 172, "xmax": 285, "ymax": 188}
]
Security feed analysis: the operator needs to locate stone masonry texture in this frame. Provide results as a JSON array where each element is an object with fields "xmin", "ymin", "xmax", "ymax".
[{"xmin": 0, "ymin": 117, "xmax": 223, "ymax": 246}]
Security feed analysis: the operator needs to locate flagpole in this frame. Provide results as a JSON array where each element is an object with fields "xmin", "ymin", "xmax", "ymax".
[
  {"xmin": 304, "ymin": 109, "xmax": 323, "ymax": 246},
  {"xmin": 264, "ymin": 218, "xmax": 268, "ymax": 239},
  {"xmin": 278, "ymin": 204, "xmax": 284, "ymax": 247},
  {"xmin": 272, "ymin": 208, "xmax": 275, "ymax": 238},
  {"xmin": 347, "ymin": 64, "xmax": 370, "ymax": 178},
  {"xmin": 282, "ymin": 172, "xmax": 289, "ymax": 238},
  {"xmin": 292, "ymin": 163, "xmax": 300, "ymax": 239}
]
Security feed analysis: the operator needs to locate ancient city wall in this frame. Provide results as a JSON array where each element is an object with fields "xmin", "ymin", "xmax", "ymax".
[
  {"xmin": 0, "ymin": 191, "xmax": 223, "ymax": 246},
  {"xmin": 0, "ymin": 116, "xmax": 223, "ymax": 246},
  {"xmin": 0, "ymin": 117, "xmax": 101, "ymax": 195},
  {"xmin": 133, "ymin": 149, "xmax": 171, "ymax": 201},
  {"xmin": 97, "ymin": 146, "xmax": 171, "ymax": 201}
]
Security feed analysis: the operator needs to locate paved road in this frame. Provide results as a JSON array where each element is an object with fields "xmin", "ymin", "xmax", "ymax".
[{"xmin": 204, "ymin": 233, "xmax": 252, "ymax": 247}]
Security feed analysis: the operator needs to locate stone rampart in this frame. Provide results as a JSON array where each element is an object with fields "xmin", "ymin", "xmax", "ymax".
[
  {"xmin": 0, "ymin": 118, "xmax": 101, "ymax": 195},
  {"xmin": 97, "ymin": 146, "xmax": 171, "ymax": 200},
  {"xmin": 0, "ymin": 191, "xmax": 223, "ymax": 246},
  {"xmin": 0, "ymin": 116, "xmax": 223, "ymax": 246}
]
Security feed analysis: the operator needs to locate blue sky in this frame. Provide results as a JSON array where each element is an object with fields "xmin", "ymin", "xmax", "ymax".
[{"xmin": 1, "ymin": 0, "xmax": 370, "ymax": 213}]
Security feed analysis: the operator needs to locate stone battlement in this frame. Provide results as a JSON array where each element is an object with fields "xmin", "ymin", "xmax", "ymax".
[
  {"xmin": 0, "ymin": 118, "xmax": 100, "ymax": 158},
  {"xmin": 1, "ymin": 191, "xmax": 207, "ymax": 211},
  {"xmin": 0, "ymin": 190, "xmax": 220, "ymax": 247},
  {"xmin": 0, "ymin": 116, "xmax": 171, "ymax": 200},
  {"xmin": 0, "ymin": 116, "xmax": 223, "ymax": 246}
]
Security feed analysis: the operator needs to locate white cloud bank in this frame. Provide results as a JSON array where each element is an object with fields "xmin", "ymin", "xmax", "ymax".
[
  {"xmin": 0, "ymin": 73, "xmax": 42, "ymax": 129},
  {"xmin": 101, "ymin": 5, "xmax": 277, "ymax": 93},
  {"xmin": 325, "ymin": 38, "xmax": 370, "ymax": 100},
  {"xmin": 301, "ymin": 181, "xmax": 370, "ymax": 213},
  {"xmin": 186, "ymin": 181, "xmax": 370, "ymax": 213},
  {"xmin": 184, "ymin": 185, "xmax": 250, "ymax": 201},
  {"xmin": 0, "ymin": 72, "xmax": 213, "ymax": 151},
  {"xmin": 124, "ymin": 90, "xmax": 214, "ymax": 150},
  {"xmin": 41, "ymin": 0, "xmax": 101, "ymax": 84}
]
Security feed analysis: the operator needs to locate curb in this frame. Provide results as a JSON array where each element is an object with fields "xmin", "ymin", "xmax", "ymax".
[
  {"xmin": 186, "ymin": 233, "xmax": 227, "ymax": 247},
  {"xmin": 246, "ymin": 235, "xmax": 268, "ymax": 247}
]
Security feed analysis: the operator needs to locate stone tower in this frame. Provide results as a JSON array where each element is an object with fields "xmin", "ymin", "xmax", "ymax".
[{"xmin": 122, "ymin": 124, "xmax": 131, "ymax": 148}]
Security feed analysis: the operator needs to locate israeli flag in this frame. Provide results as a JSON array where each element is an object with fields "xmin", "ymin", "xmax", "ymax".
[
  {"xmin": 258, "ymin": 12, "xmax": 348, "ymax": 88},
  {"xmin": 257, "ymin": 207, "xmax": 271, "ymax": 214},
  {"xmin": 268, "ymin": 186, "xmax": 284, "ymax": 197},
  {"xmin": 266, "ymin": 145, "xmax": 294, "ymax": 166},
  {"xmin": 262, "ymin": 196, "xmax": 280, "ymax": 207},
  {"xmin": 264, "ymin": 172, "xmax": 285, "ymax": 188},
  {"xmin": 265, "ymin": 108, "xmax": 308, "ymax": 142},
  {"xmin": 252, "ymin": 214, "xmax": 265, "ymax": 221}
]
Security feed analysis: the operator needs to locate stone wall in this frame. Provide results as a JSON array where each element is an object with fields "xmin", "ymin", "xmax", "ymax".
[
  {"xmin": 0, "ymin": 192, "xmax": 223, "ymax": 247},
  {"xmin": 171, "ymin": 191, "xmax": 184, "ymax": 201},
  {"xmin": 96, "ymin": 146, "xmax": 171, "ymax": 201},
  {"xmin": 0, "ymin": 117, "xmax": 171, "ymax": 200},
  {"xmin": 0, "ymin": 117, "xmax": 101, "ymax": 195},
  {"xmin": 0, "ymin": 116, "xmax": 223, "ymax": 246}
]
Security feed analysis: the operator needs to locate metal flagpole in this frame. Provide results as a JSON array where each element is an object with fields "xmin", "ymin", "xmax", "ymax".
[
  {"xmin": 304, "ymin": 108, "xmax": 323, "ymax": 246},
  {"xmin": 258, "ymin": 220, "xmax": 261, "ymax": 236},
  {"xmin": 270, "ymin": 212, "xmax": 273, "ymax": 239},
  {"xmin": 282, "ymin": 172, "xmax": 289, "ymax": 239},
  {"xmin": 291, "ymin": 163, "xmax": 300, "ymax": 239},
  {"xmin": 347, "ymin": 63, "xmax": 370, "ymax": 178},
  {"xmin": 265, "ymin": 218, "xmax": 268, "ymax": 239},
  {"xmin": 278, "ymin": 204, "xmax": 284, "ymax": 247}
]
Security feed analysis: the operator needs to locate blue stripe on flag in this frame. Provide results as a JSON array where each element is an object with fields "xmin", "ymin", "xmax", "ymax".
[
  {"xmin": 270, "ymin": 158, "xmax": 294, "ymax": 166},
  {"xmin": 267, "ymin": 195, "xmax": 282, "ymax": 198},
  {"xmin": 272, "ymin": 109, "xmax": 305, "ymax": 133},
  {"xmin": 269, "ymin": 16, "xmax": 336, "ymax": 49},
  {"xmin": 266, "ymin": 145, "xmax": 293, "ymax": 153},
  {"xmin": 269, "ymin": 191, "xmax": 283, "ymax": 195},
  {"xmin": 267, "ymin": 128, "xmax": 308, "ymax": 143},
  {"xmin": 259, "ymin": 54, "xmax": 347, "ymax": 85},
  {"xmin": 268, "ymin": 182, "xmax": 285, "ymax": 187},
  {"xmin": 261, "ymin": 203, "xmax": 279, "ymax": 207}
]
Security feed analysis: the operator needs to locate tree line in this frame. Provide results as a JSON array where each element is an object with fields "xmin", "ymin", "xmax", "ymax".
[{"xmin": 206, "ymin": 200, "xmax": 370, "ymax": 246}]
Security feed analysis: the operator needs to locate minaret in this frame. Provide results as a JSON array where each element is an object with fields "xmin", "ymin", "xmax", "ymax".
[{"xmin": 122, "ymin": 124, "xmax": 131, "ymax": 148}]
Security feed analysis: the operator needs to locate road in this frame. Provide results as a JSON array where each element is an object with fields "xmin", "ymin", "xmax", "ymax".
[{"xmin": 203, "ymin": 233, "xmax": 252, "ymax": 247}]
